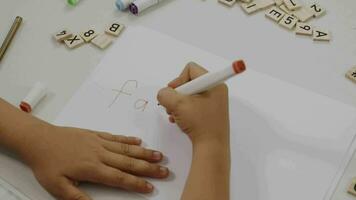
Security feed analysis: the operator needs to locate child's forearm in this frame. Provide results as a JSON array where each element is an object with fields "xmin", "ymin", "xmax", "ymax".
[
  {"xmin": 181, "ymin": 135, "xmax": 231, "ymax": 200},
  {"xmin": 0, "ymin": 98, "xmax": 50, "ymax": 155}
]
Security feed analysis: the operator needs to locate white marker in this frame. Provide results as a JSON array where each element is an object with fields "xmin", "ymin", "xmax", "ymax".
[
  {"xmin": 116, "ymin": 0, "xmax": 135, "ymax": 10},
  {"xmin": 19, "ymin": 82, "xmax": 47, "ymax": 113},
  {"xmin": 129, "ymin": 0, "xmax": 164, "ymax": 15},
  {"xmin": 175, "ymin": 60, "xmax": 246, "ymax": 95}
]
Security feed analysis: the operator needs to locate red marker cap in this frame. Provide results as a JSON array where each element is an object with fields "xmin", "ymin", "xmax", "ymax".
[{"xmin": 232, "ymin": 60, "xmax": 246, "ymax": 74}]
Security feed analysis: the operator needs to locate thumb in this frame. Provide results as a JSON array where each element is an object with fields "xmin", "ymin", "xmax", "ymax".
[
  {"xmin": 55, "ymin": 178, "xmax": 91, "ymax": 200},
  {"xmin": 157, "ymin": 87, "xmax": 186, "ymax": 111}
]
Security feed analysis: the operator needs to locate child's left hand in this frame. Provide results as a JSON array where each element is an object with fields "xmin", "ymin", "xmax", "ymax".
[{"xmin": 17, "ymin": 124, "xmax": 169, "ymax": 200}]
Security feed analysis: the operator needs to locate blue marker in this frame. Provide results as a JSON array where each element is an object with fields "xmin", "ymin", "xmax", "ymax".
[{"xmin": 116, "ymin": 0, "xmax": 135, "ymax": 10}]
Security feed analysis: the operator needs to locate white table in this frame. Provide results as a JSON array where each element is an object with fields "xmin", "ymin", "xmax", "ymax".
[{"xmin": 0, "ymin": 0, "xmax": 355, "ymax": 199}]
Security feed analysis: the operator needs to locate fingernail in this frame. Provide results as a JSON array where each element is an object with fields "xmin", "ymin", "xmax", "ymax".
[
  {"xmin": 146, "ymin": 182, "xmax": 154, "ymax": 190},
  {"xmin": 129, "ymin": 137, "xmax": 141, "ymax": 143},
  {"xmin": 160, "ymin": 167, "xmax": 168, "ymax": 175},
  {"xmin": 153, "ymin": 152, "xmax": 162, "ymax": 160}
]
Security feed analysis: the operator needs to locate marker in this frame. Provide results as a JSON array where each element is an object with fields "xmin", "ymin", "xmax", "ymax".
[
  {"xmin": 116, "ymin": 0, "xmax": 135, "ymax": 10},
  {"xmin": 0, "ymin": 16, "xmax": 22, "ymax": 63},
  {"xmin": 175, "ymin": 60, "xmax": 246, "ymax": 95},
  {"xmin": 19, "ymin": 82, "xmax": 47, "ymax": 113},
  {"xmin": 129, "ymin": 0, "xmax": 163, "ymax": 15}
]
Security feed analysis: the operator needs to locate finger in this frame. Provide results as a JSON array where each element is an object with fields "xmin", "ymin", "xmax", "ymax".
[
  {"xmin": 169, "ymin": 115, "xmax": 175, "ymax": 123},
  {"xmin": 51, "ymin": 177, "xmax": 91, "ymax": 200},
  {"xmin": 168, "ymin": 62, "xmax": 208, "ymax": 88},
  {"xmin": 102, "ymin": 141, "xmax": 163, "ymax": 162},
  {"xmin": 89, "ymin": 165, "xmax": 154, "ymax": 193},
  {"xmin": 102, "ymin": 152, "xmax": 169, "ymax": 178},
  {"xmin": 98, "ymin": 132, "xmax": 142, "ymax": 145},
  {"xmin": 157, "ymin": 87, "xmax": 187, "ymax": 112}
]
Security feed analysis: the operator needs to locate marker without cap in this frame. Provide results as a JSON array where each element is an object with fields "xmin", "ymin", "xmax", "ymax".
[{"xmin": 175, "ymin": 60, "xmax": 246, "ymax": 95}]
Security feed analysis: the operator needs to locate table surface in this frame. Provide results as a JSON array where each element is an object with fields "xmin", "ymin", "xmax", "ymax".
[{"xmin": 0, "ymin": 0, "xmax": 355, "ymax": 199}]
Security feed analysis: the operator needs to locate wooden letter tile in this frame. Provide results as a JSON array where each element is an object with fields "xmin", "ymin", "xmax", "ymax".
[
  {"xmin": 313, "ymin": 28, "xmax": 331, "ymax": 41},
  {"xmin": 265, "ymin": 6, "xmax": 286, "ymax": 22},
  {"xmin": 257, "ymin": 0, "xmax": 275, "ymax": 9},
  {"xmin": 346, "ymin": 67, "xmax": 356, "ymax": 84},
  {"xmin": 54, "ymin": 29, "xmax": 72, "ymax": 42},
  {"xmin": 274, "ymin": 0, "xmax": 283, "ymax": 6},
  {"xmin": 241, "ymin": 2, "xmax": 261, "ymax": 14},
  {"xmin": 64, "ymin": 34, "xmax": 85, "ymax": 49},
  {"xmin": 105, "ymin": 23, "xmax": 125, "ymax": 37},
  {"xmin": 279, "ymin": 4, "xmax": 292, "ymax": 14},
  {"xmin": 292, "ymin": 6, "xmax": 314, "ymax": 22},
  {"xmin": 283, "ymin": 0, "xmax": 302, "ymax": 10},
  {"xmin": 219, "ymin": 0, "xmax": 237, "ymax": 6},
  {"xmin": 91, "ymin": 34, "xmax": 114, "ymax": 49}
]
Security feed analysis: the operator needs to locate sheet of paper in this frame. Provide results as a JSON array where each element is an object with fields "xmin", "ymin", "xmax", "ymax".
[
  {"xmin": 55, "ymin": 26, "xmax": 356, "ymax": 200},
  {"xmin": 0, "ymin": 177, "xmax": 32, "ymax": 200}
]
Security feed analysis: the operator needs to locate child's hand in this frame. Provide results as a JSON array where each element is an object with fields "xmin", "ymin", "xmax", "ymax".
[
  {"xmin": 18, "ymin": 125, "xmax": 169, "ymax": 200},
  {"xmin": 157, "ymin": 62, "xmax": 230, "ymax": 145}
]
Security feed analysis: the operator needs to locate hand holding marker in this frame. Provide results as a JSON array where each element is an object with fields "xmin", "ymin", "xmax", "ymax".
[
  {"xmin": 174, "ymin": 60, "xmax": 246, "ymax": 95},
  {"xmin": 116, "ymin": 0, "xmax": 163, "ymax": 15}
]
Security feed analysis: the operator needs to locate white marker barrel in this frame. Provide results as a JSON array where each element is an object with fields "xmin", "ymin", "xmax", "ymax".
[
  {"xmin": 129, "ymin": 0, "xmax": 160, "ymax": 15},
  {"xmin": 19, "ymin": 82, "xmax": 47, "ymax": 113},
  {"xmin": 175, "ymin": 60, "xmax": 245, "ymax": 95}
]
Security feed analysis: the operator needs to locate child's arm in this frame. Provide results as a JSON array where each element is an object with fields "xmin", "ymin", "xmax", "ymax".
[
  {"xmin": 0, "ymin": 98, "xmax": 169, "ymax": 200},
  {"xmin": 157, "ymin": 62, "xmax": 231, "ymax": 200}
]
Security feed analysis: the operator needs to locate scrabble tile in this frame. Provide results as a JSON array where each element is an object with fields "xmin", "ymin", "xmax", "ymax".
[
  {"xmin": 283, "ymin": 0, "xmax": 302, "ymax": 10},
  {"xmin": 292, "ymin": 6, "xmax": 314, "ymax": 22},
  {"xmin": 313, "ymin": 28, "xmax": 331, "ymax": 41},
  {"xmin": 279, "ymin": 4, "xmax": 292, "ymax": 14},
  {"xmin": 308, "ymin": 2, "xmax": 325, "ymax": 17},
  {"xmin": 54, "ymin": 29, "xmax": 72, "ymax": 42},
  {"xmin": 274, "ymin": 0, "xmax": 283, "ymax": 6},
  {"xmin": 265, "ymin": 6, "xmax": 286, "ymax": 22},
  {"xmin": 64, "ymin": 35, "xmax": 85, "ymax": 49},
  {"xmin": 105, "ymin": 23, "xmax": 125, "ymax": 37},
  {"xmin": 240, "ymin": 0, "xmax": 252, "ymax": 3},
  {"xmin": 346, "ymin": 67, "xmax": 356, "ymax": 83},
  {"xmin": 295, "ymin": 22, "xmax": 313, "ymax": 35},
  {"xmin": 91, "ymin": 34, "xmax": 114, "ymax": 49},
  {"xmin": 257, "ymin": 0, "xmax": 275, "ymax": 9},
  {"xmin": 219, "ymin": 0, "xmax": 237, "ymax": 6},
  {"xmin": 279, "ymin": 14, "xmax": 298, "ymax": 29},
  {"xmin": 348, "ymin": 177, "xmax": 356, "ymax": 195},
  {"xmin": 80, "ymin": 28, "xmax": 98, "ymax": 42},
  {"xmin": 240, "ymin": 2, "xmax": 261, "ymax": 14}
]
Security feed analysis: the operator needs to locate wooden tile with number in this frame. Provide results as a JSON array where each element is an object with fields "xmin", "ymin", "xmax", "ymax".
[
  {"xmin": 105, "ymin": 23, "xmax": 125, "ymax": 37},
  {"xmin": 240, "ymin": 2, "xmax": 261, "ymax": 14},
  {"xmin": 265, "ymin": 6, "xmax": 286, "ymax": 22},
  {"xmin": 240, "ymin": 0, "xmax": 252, "ymax": 3},
  {"xmin": 308, "ymin": 2, "xmax": 325, "ymax": 17},
  {"xmin": 292, "ymin": 6, "xmax": 314, "ymax": 22},
  {"xmin": 80, "ymin": 28, "xmax": 98, "ymax": 43},
  {"xmin": 279, "ymin": 14, "xmax": 298, "ymax": 29},
  {"xmin": 64, "ymin": 35, "xmax": 85, "ymax": 49},
  {"xmin": 91, "ymin": 34, "xmax": 114, "ymax": 49},
  {"xmin": 219, "ymin": 0, "xmax": 237, "ymax": 7},
  {"xmin": 313, "ymin": 28, "xmax": 331, "ymax": 41},
  {"xmin": 54, "ymin": 29, "xmax": 72, "ymax": 42},
  {"xmin": 346, "ymin": 67, "xmax": 356, "ymax": 84},
  {"xmin": 283, "ymin": 0, "xmax": 301, "ymax": 10},
  {"xmin": 295, "ymin": 22, "xmax": 313, "ymax": 35}
]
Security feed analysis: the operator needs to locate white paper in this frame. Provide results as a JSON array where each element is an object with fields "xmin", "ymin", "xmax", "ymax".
[{"xmin": 55, "ymin": 27, "xmax": 356, "ymax": 200}]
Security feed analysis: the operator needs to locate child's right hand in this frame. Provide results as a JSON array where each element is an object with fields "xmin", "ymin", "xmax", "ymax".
[{"xmin": 157, "ymin": 62, "xmax": 230, "ymax": 146}]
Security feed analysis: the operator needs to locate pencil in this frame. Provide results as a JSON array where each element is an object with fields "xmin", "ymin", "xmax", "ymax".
[{"xmin": 0, "ymin": 16, "xmax": 23, "ymax": 62}]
